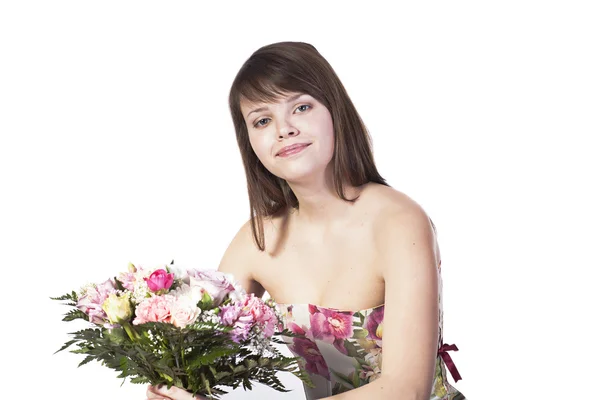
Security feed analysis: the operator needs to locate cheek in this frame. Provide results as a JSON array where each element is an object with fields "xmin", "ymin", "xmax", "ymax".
[
  {"xmin": 321, "ymin": 121, "xmax": 336, "ymax": 153},
  {"xmin": 248, "ymin": 136, "xmax": 271, "ymax": 162},
  {"xmin": 316, "ymin": 113, "xmax": 335, "ymax": 144}
]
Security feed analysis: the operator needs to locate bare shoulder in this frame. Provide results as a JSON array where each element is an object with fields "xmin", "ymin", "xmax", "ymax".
[
  {"xmin": 365, "ymin": 184, "xmax": 440, "ymax": 264},
  {"xmin": 362, "ymin": 183, "xmax": 429, "ymax": 221},
  {"xmin": 217, "ymin": 217, "xmax": 269, "ymax": 297}
]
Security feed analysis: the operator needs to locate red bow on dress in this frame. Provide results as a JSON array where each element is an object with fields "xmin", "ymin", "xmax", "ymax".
[{"xmin": 438, "ymin": 343, "xmax": 462, "ymax": 382}]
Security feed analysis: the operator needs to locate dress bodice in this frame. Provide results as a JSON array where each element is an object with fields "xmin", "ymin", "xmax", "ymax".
[{"xmin": 276, "ymin": 266, "xmax": 466, "ymax": 399}]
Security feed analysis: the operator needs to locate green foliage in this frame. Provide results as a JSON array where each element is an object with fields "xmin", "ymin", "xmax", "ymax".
[
  {"xmin": 53, "ymin": 293, "xmax": 313, "ymax": 399},
  {"xmin": 62, "ymin": 309, "xmax": 89, "ymax": 322},
  {"xmin": 50, "ymin": 291, "xmax": 79, "ymax": 306},
  {"xmin": 199, "ymin": 291, "xmax": 215, "ymax": 311}
]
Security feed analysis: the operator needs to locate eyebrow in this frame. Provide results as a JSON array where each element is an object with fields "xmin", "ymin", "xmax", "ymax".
[{"xmin": 246, "ymin": 93, "xmax": 306, "ymax": 119}]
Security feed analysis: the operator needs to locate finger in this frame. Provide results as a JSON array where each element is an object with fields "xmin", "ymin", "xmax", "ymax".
[
  {"xmin": 151, "ymin": 384, "xmax": 204, "ymax": 400},
  {"xmin": 146, "ymin": 385, "xmax": 171, "ymax": 399}
]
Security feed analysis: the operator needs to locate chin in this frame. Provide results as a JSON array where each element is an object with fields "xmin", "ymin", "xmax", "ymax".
[{"xmin": 282, "ymin": 168, "xmax": 327, "ymax": 184}]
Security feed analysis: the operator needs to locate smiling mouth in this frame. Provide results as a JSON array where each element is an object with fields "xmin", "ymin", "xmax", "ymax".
[{"xmin": 277, "ymin": 144, "xmax": 311, "ymax": 157}]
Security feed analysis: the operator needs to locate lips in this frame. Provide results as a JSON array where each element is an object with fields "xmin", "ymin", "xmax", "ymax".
[{"xmin": 277, "ymin": 143, "xmax": 311, "ymax": 156}]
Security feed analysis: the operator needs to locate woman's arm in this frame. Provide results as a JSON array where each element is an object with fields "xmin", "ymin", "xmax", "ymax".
[
  {"xmin": 217, "ymin": 218, "xmax": 265, "ymax": 297},
  {"xmin": 324, "ymin": 203, "xmax": 440, "ymax": 400}
]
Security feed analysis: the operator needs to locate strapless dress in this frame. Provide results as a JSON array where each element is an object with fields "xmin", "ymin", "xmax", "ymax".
[{"xmin": 275, "ymin": 262, "xmax": 466, "ymax": 399}]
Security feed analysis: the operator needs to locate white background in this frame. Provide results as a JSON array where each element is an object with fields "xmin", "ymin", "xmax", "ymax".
[{"xmin": 1, "ymin": 1, "xmax": 598, "ymax": 399}]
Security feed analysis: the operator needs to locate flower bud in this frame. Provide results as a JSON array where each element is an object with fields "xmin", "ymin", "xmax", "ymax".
[
  {"xmin": 127, "ymin": 262, "xmax": 137, "ymax": 273},
  {"xmin": 144, "ymin": 269, "xmax": 174, "ymax": 292}
]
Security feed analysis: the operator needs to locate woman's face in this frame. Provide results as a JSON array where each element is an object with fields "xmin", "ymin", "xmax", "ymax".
[{"xmin": 240, "ymin": 92, "xmax": 335, "ymax": 183}]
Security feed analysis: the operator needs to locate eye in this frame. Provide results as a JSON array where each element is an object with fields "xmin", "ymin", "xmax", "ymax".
[
  {"xmin": 296, "ymin": 104, "xmax": 311, "ymax": 113},
  {"xmin": 252, "ymin": 105, "xmax": 310, "ymax": 129},
  {"xmin": 254, "ymin": 118, "xmax": 270, "ymax": 128}
]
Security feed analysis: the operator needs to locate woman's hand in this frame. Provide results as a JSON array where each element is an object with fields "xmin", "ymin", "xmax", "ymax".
[{"xmin": 146, "ymin": 384, "xmax": 208, "ymax": 400}]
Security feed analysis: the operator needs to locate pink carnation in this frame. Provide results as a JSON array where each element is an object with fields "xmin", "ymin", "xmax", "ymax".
[
  {"xmin": 219, "ymin": 294, "xmax": 278, "ymax": 342},
  {"xmin": 132, "ymin": 295, "xmax": 173, "ymax": 325},
  {"xmin": 220, "ymin": 304, "xmax": 254, "ymax": 342}
]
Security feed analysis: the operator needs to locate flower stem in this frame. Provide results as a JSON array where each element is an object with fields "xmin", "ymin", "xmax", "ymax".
[{"xmin": 122, "ymin": 323, "xmax": 138, "ymax": 341}]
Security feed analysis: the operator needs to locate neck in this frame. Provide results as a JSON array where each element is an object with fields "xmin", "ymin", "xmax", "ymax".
[{"xmin": 287, "ymin": 178, "xmax": 366, "ymax": 231}]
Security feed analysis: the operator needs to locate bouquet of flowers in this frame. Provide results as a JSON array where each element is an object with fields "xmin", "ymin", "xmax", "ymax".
[{"xmin": 52, "ymin": 260, "xmax": 312, "ymax": 399}]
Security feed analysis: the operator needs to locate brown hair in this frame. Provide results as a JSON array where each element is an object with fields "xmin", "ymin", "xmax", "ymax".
[{"xmin": 229, "ymin": 41, "xmax": 389, "ymax": 251}]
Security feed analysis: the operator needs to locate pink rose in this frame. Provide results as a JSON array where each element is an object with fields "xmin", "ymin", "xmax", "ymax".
[
  {"xmin": 144, "ymin": 269, "xmax": 174, "ymax": 292},
  {"xmin": 170, "ymin": 297, "xmax": 200, "ymax": 328}
]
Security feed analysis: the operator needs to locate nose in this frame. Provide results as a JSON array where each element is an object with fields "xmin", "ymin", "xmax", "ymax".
[{"xmin": 277, "ymin": 118, "xmax": 299, "ymax": 138}]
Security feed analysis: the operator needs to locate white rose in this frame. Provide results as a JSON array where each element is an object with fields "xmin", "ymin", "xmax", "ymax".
[
  {"xmin": 173, "ymin": 283, "xmax": 204, "ymax": 305},
  {"xmin": 166, "ymin": 263, "xmax": 189, "ymax": 281}
]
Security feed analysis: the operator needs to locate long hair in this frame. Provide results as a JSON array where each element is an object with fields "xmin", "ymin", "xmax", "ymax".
[{"xmin": 229, "ymin": 41, "xmax": 389, "ymax": 251}]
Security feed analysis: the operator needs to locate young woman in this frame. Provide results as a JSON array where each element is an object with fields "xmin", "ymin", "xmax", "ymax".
[{"xmin": 147, "ymin": 41, "xmax": 465, "ymax": 400}]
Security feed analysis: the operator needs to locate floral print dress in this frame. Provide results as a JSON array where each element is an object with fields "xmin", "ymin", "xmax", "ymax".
[{"xmin": 276, "ymin": 261, "xmax": 466, "ymax": 400}]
